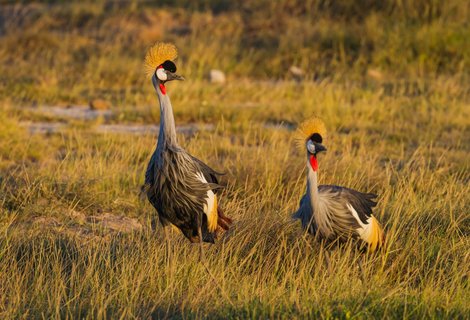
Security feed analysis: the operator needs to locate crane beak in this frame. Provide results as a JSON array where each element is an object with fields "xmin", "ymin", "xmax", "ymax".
[
  {"xmin": 166, "ymin": 72, "xmax": 185, "ymax": 81},
  {"xmin": 315, "ymin": 143, "xmax": 327, "ymax": 154}
]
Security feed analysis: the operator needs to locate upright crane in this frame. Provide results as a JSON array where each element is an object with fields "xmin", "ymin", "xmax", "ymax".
[
  {"xmin": 293, "ymin": 117, "xmax": 384, "ymax": 252},
  {"xmin": 143, "ymin": 42, "xmax": 232, "ymax": 260}
]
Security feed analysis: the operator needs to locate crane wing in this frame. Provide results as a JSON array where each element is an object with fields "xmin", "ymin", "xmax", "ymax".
[
  {"xmin": 318, "ymin": 185, "xmax": 377, "ymax": 224},
  {"xmin": 318, "ymin": 185, "xmax": 383, "ymax": 251},
  {"xmin": 191, "ymin": 155, "xmax": 232, "ymax": 232},
  {"xmin": 190, "ymin": 155, "xmax": 224, "ymax": 190},
  {"xmin": 195, "ymin": 172, "xmax": 219, "ymax": 232}
]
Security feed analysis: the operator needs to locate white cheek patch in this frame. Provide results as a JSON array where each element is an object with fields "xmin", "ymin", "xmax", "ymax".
[
  {"xmin": 156, "ymin": 68, "xmax": 167, "ymax": 81},
  {"xmin": 307, "ymin": 140, "xmax": 315, "ymax": 153}
]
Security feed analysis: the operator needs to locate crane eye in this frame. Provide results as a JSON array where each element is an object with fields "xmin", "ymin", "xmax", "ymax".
[
  {"xmin": 156, "ymin": 68, "xmax": 167, "ymax": 81},
  {"xmin": 307, "ymin": 140, "xmax": 315, "ymax": 154}
]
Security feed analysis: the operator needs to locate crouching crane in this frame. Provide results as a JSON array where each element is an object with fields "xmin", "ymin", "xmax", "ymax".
[
  {"xmin": 293, "ymin": 117, "xmax": 384, "ymax": 252},
  {"xmin": 142, "ymin": 42, "xmax": 232, "ymax": 259}
]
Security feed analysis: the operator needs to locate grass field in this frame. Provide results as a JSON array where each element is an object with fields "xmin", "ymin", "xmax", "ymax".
[{"xmin": 1, "ymin": 1, "xmax": 469, "ymax": 319}]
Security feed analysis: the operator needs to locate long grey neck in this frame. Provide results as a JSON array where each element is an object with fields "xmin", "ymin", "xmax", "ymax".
[
  {"xmin": 307, "ymin": 160, "xmax": 320, "ymax": 210},
  {"xmin": 306, "ymin": 157, "xmax": 333, "ymax": 237},
  {"xmin": 155, "ymin": 83, "xmax": 178, "ymax": 150}
]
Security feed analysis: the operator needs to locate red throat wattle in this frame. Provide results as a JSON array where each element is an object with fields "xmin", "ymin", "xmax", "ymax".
[
  {"xmin": 309, "ymin": 155, "xmax": 318, "ymax": 171},
  {"xmin": 159, "ymin": 83, "xmax": 166, "ymax": 95}
]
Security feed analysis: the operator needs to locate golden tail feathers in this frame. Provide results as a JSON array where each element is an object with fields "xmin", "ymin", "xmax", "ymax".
[
  {"xmin": 207, "ymin": 194, "xmax": 219, "ymax": 232},
  {"xmin": 365, "ymin": 216, "xmax": 385, "ymax": 252}
]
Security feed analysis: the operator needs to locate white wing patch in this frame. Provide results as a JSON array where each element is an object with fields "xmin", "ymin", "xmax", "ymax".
[
  {"xmin": 195, "ymin": 172, "xmax": 218, "ymax": 232},
  {"xmin": 346, "ymin": 203, "xmax": 373, "ymax": 242}
]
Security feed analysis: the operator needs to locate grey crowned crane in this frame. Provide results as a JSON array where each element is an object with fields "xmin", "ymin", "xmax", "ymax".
[
  {"xmin": 293, "ymin": 117, "xmax": 384, "ymax": 252},
  {"xmin": 142, "ymin": 42, "xmax": 232, "ymax": 259}
]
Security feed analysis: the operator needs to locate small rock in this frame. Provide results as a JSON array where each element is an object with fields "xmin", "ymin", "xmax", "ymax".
[
  {"xmin": 89, "ymin": 99, "xmax": 111, "ymax": 110},
  {"xmin": 289, "ymin": 66, "xmax": 305, "ymax": 81},
  {"xmin": 209, "ymin": 69, "xmax": 226, "ymax": 84},
  {"xmin": 367, "ymin": 68, "xmax": 383, "ymax": 81}
]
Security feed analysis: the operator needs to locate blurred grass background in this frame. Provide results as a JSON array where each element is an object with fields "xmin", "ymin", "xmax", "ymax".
[
  {"xmin": 0, "ymin": 0, "xmax": 469, "ymax": 319},
  {"xmin": 0, "ymin": 0, "xmax": 468, "ymax": 106}
]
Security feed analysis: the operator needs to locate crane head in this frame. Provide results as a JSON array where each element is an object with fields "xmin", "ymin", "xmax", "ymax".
[
  {"xmin": 145, "ymin": 42, "xmax": 184, "ymax": 94},
  {"xmin": 306, "ymin": 134, "xmax": 327, "ymax": 156},
  {"xmin": 151, "ymin": 60, "xmax": 184, "ymax": 95},
  {"xmin": 154, "ymin": 60, "xmax": 184, "ymax": 82},
  {"xmin": 306, "ymin": 135, "xmax": 326, "ymax": 172}
]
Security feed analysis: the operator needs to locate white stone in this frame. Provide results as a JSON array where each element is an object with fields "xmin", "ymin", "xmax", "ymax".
[
  {"xmin": 209, "ymin": 69, "xmax": 226, "ymax": 83},
  {"xmin": 289, "ymin": 65, "xmax": 305, "ymax": 80}
]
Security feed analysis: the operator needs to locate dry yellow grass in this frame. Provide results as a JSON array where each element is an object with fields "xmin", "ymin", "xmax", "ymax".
[
  {"xmin": 1, "ymin": 77, "xmax": 469, "ymax": 318},
  {"xmin": 0, "ymin": 1, "xmax": 469, "ymax": 318}
]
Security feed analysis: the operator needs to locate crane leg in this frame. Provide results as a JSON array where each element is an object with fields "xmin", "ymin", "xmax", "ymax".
[
  {"xmin": 162, "ymin": 226, "xmax": 171, "ymax": 266},
  {"xmin": 162, "ymin": 224, "xmax": 168, "ymax": 242},
  {"xmin": 324, "ymin": 250, "xmax": 332, "ymax": 273},
  {"xmin": 197, "ymin": 225, "xmax": 205, "ymax": 263},
  {"xmin": 150, "ymin": 215, "xmax": 158, "ymax": 232}
]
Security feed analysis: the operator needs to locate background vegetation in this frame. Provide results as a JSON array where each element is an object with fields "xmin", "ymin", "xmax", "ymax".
[{"xmin": 0, "ymin": 0, "xmax": 469, "ymax": 318}]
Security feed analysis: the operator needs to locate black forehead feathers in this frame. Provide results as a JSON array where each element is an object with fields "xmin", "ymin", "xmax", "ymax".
[
  {"xmin": 309, "ymin": 133, "xmax": 323, "ymax": 143},
  {"xmin": 162, "ymin": 60, "xmax": 177, "ymax": 72}
]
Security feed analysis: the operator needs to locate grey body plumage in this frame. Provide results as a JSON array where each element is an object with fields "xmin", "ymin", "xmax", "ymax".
[
  {"xmin": 293, "ymin": 120, "xmax": 384, "ymax": 252},
  {"xmin": 294, "ymin": 183, "xmax": 378, "ymax": 242},
  {"xmin": 144, "ymin": 63, "xmax": 231, "ymax": 245}
]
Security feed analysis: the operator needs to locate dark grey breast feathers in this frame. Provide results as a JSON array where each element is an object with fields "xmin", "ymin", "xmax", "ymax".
[{"xmin": 145, "ymin": 145, "xmax": 221, "ymax": 243}]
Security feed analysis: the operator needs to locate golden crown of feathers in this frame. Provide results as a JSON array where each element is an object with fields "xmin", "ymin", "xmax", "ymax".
[
  {"xmin": 144, "ymin": 42, "xmax": 178, "ymax": 77},
  {"xmin": 295, "ymin": 117, "xmax": 327, "ymax": 152}
]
